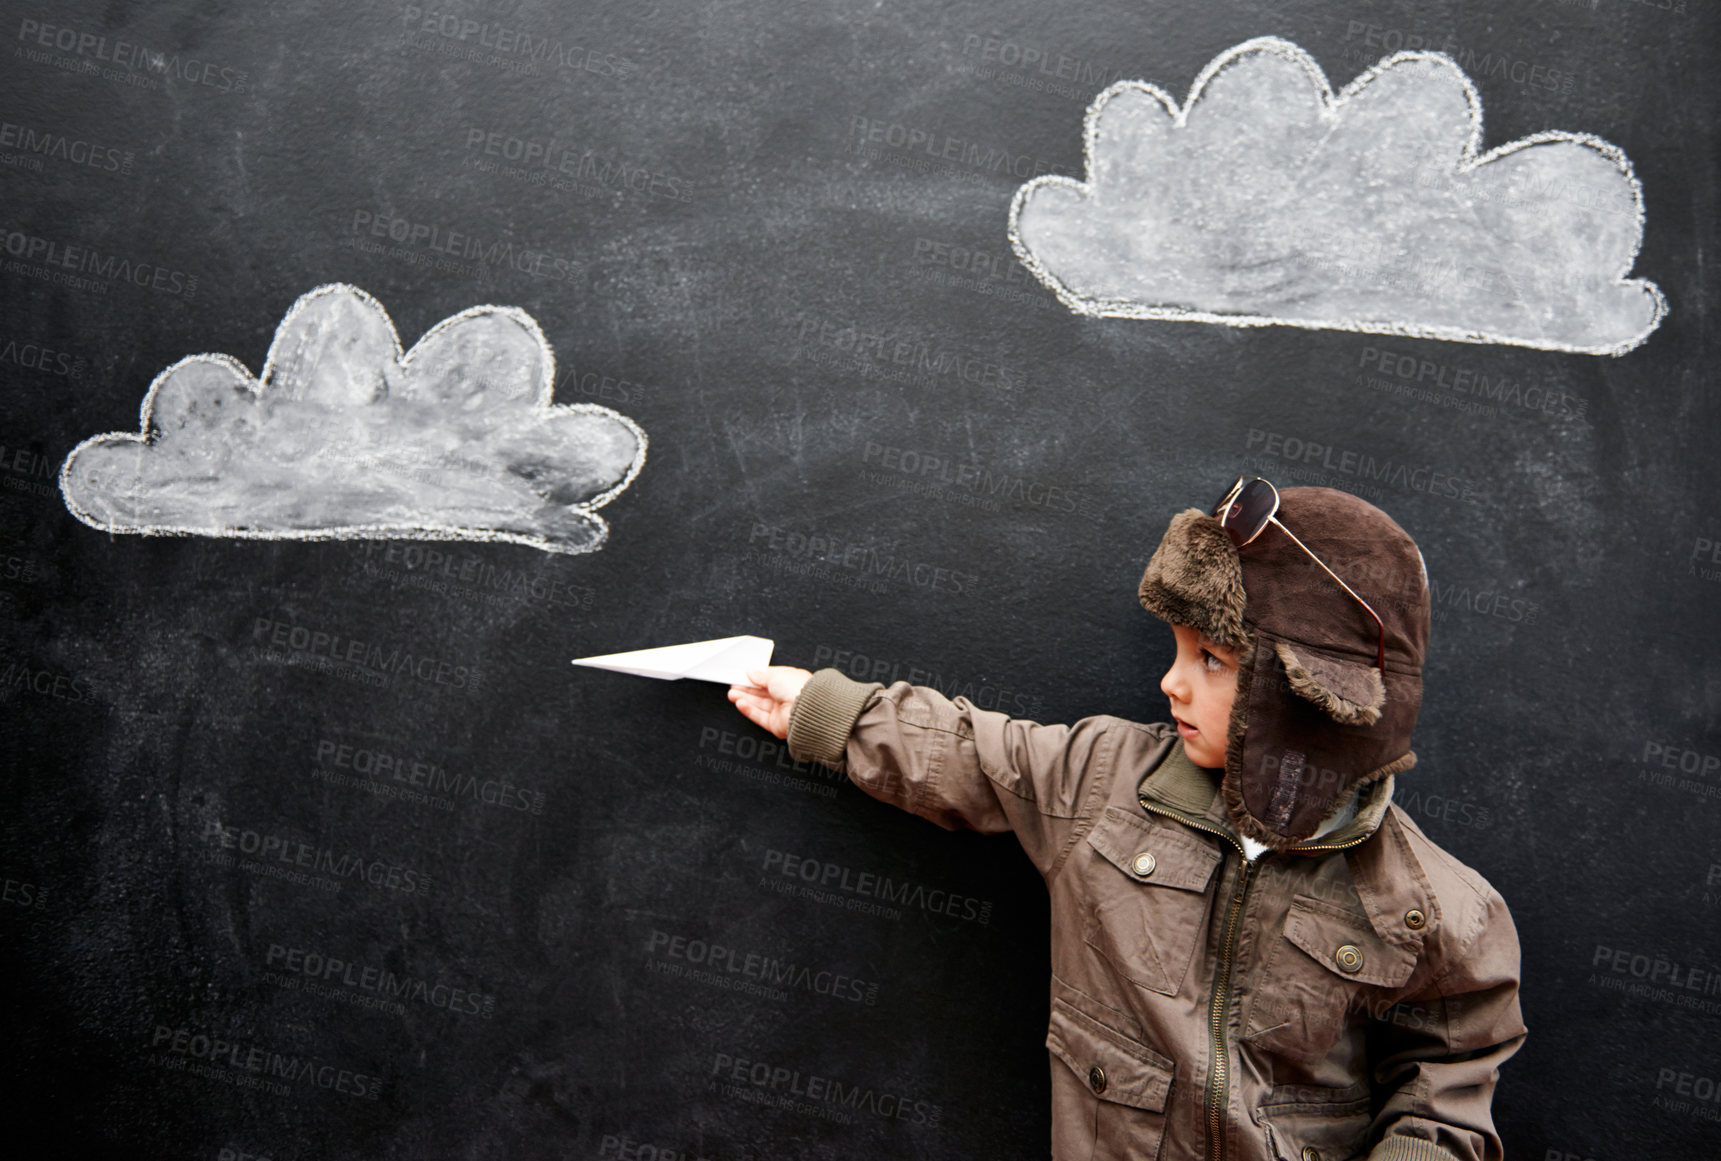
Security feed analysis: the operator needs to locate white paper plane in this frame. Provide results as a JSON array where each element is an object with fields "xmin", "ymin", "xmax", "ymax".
[{"xmin": 570, "ymin": 635, "xmax": 775, "ymax": 685}]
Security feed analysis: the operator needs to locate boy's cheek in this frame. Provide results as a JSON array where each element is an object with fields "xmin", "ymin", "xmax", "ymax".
[{"xmin": 1213, "ymin": 668, "xmax": 1242, "ymax": 717}]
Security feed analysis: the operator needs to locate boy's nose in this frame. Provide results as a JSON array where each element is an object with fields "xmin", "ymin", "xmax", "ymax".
[{"xmin": 1159, "ymin": 663, "xmax": 1185, "ymax": 702}]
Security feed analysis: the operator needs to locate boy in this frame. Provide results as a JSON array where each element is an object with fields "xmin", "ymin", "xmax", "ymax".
[{"xmin": 729, "ymin": 481, "xmax": 1525, "ymax": 1161}]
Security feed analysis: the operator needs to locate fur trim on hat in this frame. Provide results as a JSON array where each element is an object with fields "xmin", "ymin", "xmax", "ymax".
[
  {"xmin": 1370, "ymin": 750, "xmax": 1417, "ymax": 781},
  {"xmin": 1273, "ymin": 641, "xmax": 1385, "ymax": 727},
  {"xmin": 1139, "ymin": 509, "xmax": 1249, "ymax": 648}
]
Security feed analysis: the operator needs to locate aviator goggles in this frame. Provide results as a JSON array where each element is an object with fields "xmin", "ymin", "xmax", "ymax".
[{"xmin": 1212, "ymin": 476, "xmax": 1388, "ymax": 674}]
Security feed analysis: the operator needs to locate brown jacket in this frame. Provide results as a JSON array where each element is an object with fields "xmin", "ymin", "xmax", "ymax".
[{"xmin": 787, "ymin": 670, "xmax": 1526, "ymax": 1161}]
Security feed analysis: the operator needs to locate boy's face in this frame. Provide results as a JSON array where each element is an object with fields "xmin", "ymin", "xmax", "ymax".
[{"xmin": 1160, "ymin": 624, "xmax": 1240, "ymax": 769}]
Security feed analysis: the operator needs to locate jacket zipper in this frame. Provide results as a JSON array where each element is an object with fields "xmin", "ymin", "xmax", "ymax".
[
  {"xmin": 1207, "ymin": 853, "xmax": 1255, "ymax": 1161},
  {"xmin": 1138, "ymin": 797, "xmax": 1252, "ymax": 1161},
  {"xmin": 1138, "ymin": 795, "xmax": 1378, "ymax": 1160},
  {"xmin": 1288, "ymin": 832, "xmax": 1373, "ymax": 855}
]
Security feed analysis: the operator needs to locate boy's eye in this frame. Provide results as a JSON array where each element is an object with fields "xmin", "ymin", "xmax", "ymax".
[{"xmin": 1201, "ymin": 649, "xmax": 1224, "ymax": 672}]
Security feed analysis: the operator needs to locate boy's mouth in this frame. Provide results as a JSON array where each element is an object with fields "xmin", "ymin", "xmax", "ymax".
[{"xmin": 1172, "ymin": 715, "xmax": 1199, "ymax": 740}]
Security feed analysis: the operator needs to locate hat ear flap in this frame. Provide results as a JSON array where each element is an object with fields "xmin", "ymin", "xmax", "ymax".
[{"xmin": 1273, "ymin": 641, "xmax": 1385, "ymax": 726}]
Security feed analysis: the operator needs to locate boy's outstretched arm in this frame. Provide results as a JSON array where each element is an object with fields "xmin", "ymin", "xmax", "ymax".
[{"xmin": 729, "ymin": 665, "xmax": 1151, "ymax": 877}]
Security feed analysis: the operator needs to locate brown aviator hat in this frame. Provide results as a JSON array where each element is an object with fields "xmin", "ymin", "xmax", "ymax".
[{"xmin": 1138, "ymin": 485, "xmax": 1431, "ymax": 849}]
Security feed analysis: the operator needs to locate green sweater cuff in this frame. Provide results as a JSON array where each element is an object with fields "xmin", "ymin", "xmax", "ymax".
[
  {"xmin": 786, "ymin": 668, "xmax": 883, "ymax": 770},
  {"xmin": 1368, "ymin": 1137, "xmax": 1463, "ymax": 1161}
]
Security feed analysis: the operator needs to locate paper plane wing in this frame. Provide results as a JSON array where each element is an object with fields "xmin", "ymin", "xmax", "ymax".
[{"xmin": 570, "ymin": 635, "xmax": 775, "ymax": 684}]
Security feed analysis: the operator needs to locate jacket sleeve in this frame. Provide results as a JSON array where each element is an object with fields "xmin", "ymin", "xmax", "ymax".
[
  {"xmin": 1364, "ymin": 885, "xmax": 1528, "ymax": 1161},
  {"xmin": 785, "ymin": 667, "xmax": 1122, "ymax": 876}
]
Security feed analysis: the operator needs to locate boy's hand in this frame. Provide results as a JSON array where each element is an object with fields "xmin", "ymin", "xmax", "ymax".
[{"xmin": 726, "ymin": 666, "xmax": 812, "ymax": 740}]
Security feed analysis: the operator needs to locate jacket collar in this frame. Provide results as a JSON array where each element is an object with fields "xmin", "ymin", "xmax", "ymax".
[
  {"xmin": 1139, "ymin": 738, "xmax": 1397, "ymax": 855},
  {"xmin": 1138, "ymin": 739, "xmax": 1432, "ymax": 949}
]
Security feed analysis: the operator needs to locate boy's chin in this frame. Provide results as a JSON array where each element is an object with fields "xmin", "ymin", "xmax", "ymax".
[{"xmin": 1178, "ymin": 729, "xmax": 1225, "ymax": 768}]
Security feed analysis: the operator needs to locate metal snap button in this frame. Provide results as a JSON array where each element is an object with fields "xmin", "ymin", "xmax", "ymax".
[
  {"xmin": 1131, "ymin": 851, "xmax": 1157, "ymax": 877},
  {"xmin": 1334, "ymin": 944, "xmax": 1364, "ymax": 973},
  {"xmin": 1088, "ymin": 1064, "xmax": 1107, "ymax": 1094},
  {"xmin": 1301, "ymin": 1147, "xmax": 1323, "ymax": 1161},
  {"xmin": 1405, "ymin": 908, "xmax": 1427, "ymax": 930}
]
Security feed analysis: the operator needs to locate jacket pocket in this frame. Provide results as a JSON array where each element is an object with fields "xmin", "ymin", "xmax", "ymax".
[
  {"xmin": 1082, "ymin": 807, "xmax": 1222, "ymax": 997},
  {"xmin": 1244, "ymin": 894, "xmax": 1418, "ymax": 1065},
  {"xmin": 1046, "ymin": 997, "xmax": 1173, "ymax": 1161},
  {"xmin": 1257, "ymin": 1089, "xmax": 1373, "ymax": 1161}
]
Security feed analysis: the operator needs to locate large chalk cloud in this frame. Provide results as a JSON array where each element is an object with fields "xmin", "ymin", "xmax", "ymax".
[
  {"xmin": 1009, "ymin": 36, "xmax": 1666, "ymax": 355},
  {"xmin": 61, "ymin": 284, "xmax": 646, "ymax": 555}
]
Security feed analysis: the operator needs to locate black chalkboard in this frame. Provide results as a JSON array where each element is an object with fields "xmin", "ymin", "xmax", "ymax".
[{"xmin": 3, "ymin": 1, "xmax": 1717, "ymax": 1158}]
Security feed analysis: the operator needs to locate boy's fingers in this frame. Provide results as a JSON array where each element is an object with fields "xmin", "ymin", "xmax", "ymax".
[{"xmin": 730, "ymin": 689, "xmax": 779, "ymax": 719}]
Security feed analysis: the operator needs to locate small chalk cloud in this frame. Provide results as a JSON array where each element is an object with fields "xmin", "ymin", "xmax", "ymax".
[
  {"xmin": 1010, "ymin": 36, "xmax": 1666, "ymax": 355},
  {"xmin": 61, "ymin": 284, "xmax": 646, "ymax": 554}
]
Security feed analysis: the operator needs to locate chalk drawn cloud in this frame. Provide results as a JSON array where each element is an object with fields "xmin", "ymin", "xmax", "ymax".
[
  {"xmin": 1009, "ymin": 36, "xmax": 1666, "ymax": 355},
  {"xmin": 61, "ymin": 284, "xmax": 646, "ymax": 555}
]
